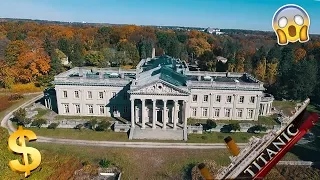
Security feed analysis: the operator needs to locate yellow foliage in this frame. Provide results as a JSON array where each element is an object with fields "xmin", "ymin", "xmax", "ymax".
[
  {"xmin": 266, "ymin": 62, "xmax": 278, "ymax": 85},
  {"xmin": 121, "ymin": 65, "xmax": 134, "ymax": 70},
  {"xmin": 11, "ymin": 83, "xmax": 41, "ymax": 93},
  {"xmin": 254, "ymin": 58, "xmax": 267, "ymax": 81}
]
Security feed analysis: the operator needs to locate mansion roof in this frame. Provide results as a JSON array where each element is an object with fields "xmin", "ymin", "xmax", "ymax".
[{"xmin": 53, "ymin": 55, "xmax": 264, "ymax": 91}]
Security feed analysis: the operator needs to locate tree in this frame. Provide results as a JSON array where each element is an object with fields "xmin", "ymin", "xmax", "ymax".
[
  {"xmin": 254, "ymin": 57, "xmax": 267, "ymax": 81},
  {"xmin": 187, "ymin": 38, "xmax": 211, "ymax": 57},
  {"xmin": 84, "ymin": 50, "xmax": 105, "ymax": 67},
  {"xmin": 265, "ymin": 62, "xmax": 278, "ymax": 85},
  {"xmin": 294, "ymin": 48, "xmax": 307, "ymax": 62},
  {"xmin": 87, "ymin": 118, "xmax": 98, "ymax": 130},
  {"xmin": 31, "ymin": 118, "xmax": 47, "ymax": 128},
  {"xmin": 206, "ymin": 119, "xmax": 217, "ymax": 130},
  {"xmin": 4, "ymin": 40, "xmax": 27, "ymax": 65},
  {"xmin": 95, "ymin": 120, "xmax": 111, "ymax": 131},
  {"xmin": 117, "ymin": 41, "xmax": 139, "ymax": 65},
  {"xmin": 230, "ymin": 123, "xmax": 241, "ymax": 132},
  {"xmin": 12, "ymin": 108, "xmax": 31, "ymax": 126},
  {"xmin": 69, "ymin": 38, "xmax": 85, "ymax": 67}
]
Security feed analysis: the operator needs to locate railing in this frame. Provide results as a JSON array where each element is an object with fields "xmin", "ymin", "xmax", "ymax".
[{"xmin": 187, "ymin": 81, "xmax": 263, "ymax": 89}]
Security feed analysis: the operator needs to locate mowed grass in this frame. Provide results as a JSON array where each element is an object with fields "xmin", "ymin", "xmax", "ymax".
[
  {"xmin": 188, "ymin": 132, "xmax": 263, "ymax": 143},
  {"xmin": 188, "ymin": 116, "xmax": 279, "ymax": 126},
  {"xmin": 273, "ymin": 100, "xmax": 297, "ymax": 115},
  {"xmin": 0, "ymin": 127, "xmax": 300, "ymax": 180},
  {"xmin": 28, "ymin": 127, "xmax": 263, "ymax": 143}
]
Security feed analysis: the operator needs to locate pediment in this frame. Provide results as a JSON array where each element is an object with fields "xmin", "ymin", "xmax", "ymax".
[{"xmin": 130, "ymin": 81, "xmax": 189, "ymax": 95}]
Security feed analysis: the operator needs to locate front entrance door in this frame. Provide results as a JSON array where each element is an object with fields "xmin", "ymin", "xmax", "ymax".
[{"xmin": 157, "ymin": 110, "xmax": 163, "ymax": 123}]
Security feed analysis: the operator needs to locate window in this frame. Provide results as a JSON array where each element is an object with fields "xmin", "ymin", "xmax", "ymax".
[
  {"xmin": 225, "ymin": 108, "xmax": 231, "ymax": 117},
  {"xmin": 214, "ymin": 108, "xmax": 220, "ymax": 117},
  {"xmin": 88, "ymin": 105, "xmax": 93, "ymax": 114},
  {"xmin": 99, "ymin": 105, "xmax": 105, "ymax": 114},
  {"xmin": 237, "ymin": 109, "xmax": 243, "ymax": 118},
  {"xmin": 203, "ymin": 95, "xmax": 209, "ymax": 102},
  {"xmin": 75, "ymin": 104, "xmax": 80, "ymax": 114},
  {"xmin": 87, "ymin": 91, "xmax": 92, "ymax": 99},
  {"xmin": 192, "ymin": 108, "xmax": 197, "ymax": 117},
  {"xmin": 99, "ymin": 92, "xmax": 104, "ymax": 99},
  {"xmin": 63, "ymin": 91, "xmax": 68, "ymax": 98},
  {"xmin": 74, "ymin": 91, "xmax": 79, "ymax": 98},
  {"xmin": 250, "ymin": 96, "xmax": 255, "ymax": 103},
  {"xmin": 123, "ymin": 93, "xmax": 128, "ymax": 100},
  {"xmin": 216, "ymin": 95, "xmax": 221, "ymax": 102},
  {"xmin": 63, "ymin": 104, "xmax": 69, "ymax": 114},
  {"xmin": 112, "ymin": 92, "xmax": 117, "ymax": 98},
  {"xmin": 192, "ymin": 95, "xmax": 198, "ymax": 102},
  {"xmin": 124, "ymin": 106, "xmax": 128, "ymax": 113},
  {"xmin": 202, "ymin": 108, "xmax": 208, "ymax": 117},
  {"xmin": 226, "ymin": 96, "xmax": 232, "ymax": 103},
  {"xmin": 248, "ymin": 109, "xmax": 254, "ymax": 119},
  {"xmin": 112, "ymin": 105, "xmax": 117, "ymax": 112},
  {"xmin": 239, "ymin": 96, "xmax": 244, "ymax": 103}
]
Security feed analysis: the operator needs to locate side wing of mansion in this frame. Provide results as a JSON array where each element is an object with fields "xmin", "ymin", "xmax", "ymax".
[{"xmin": 52, "ymin": 55, "xmax": 274, "ymax": 130}]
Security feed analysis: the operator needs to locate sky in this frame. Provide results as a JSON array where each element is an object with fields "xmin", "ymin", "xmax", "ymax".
[{"xmin": 0, "ymin": 0, "xmax": 319, "ymax": 34}]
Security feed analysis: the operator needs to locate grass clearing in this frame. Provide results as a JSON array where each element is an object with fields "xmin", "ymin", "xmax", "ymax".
[
  {"xmin": 0, "ymin": 125, "xmax": 300, "ymax": 180},
  {"xmin": 188, "ymin": 132, "xmax": 263, "ymax": 143},
  {"xmin": 34, "ymin": 108, "xmax": 51, "ymax": 118},
  {"xmin": 273, "ymin": 100, "xmax": 297, "ymax": 115}
]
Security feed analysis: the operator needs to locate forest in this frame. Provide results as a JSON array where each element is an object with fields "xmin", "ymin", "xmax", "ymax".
[{"xmin": 1, "ymin": 21, "xmax": 320, "ymax": 103}]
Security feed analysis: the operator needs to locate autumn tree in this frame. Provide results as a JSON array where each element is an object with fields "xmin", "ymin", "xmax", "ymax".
[
  {"xmin": 294, "ymin": 48, "xmax": 307, "ymax": 62},
  {"xmin": 254, "ymin": 57, "xmax": 267, "ymax": 81},
  {"xmin": 187, "ymin": 38, "xmax": 211, "ymax": 57},
  {"xmin": 4, "ymin": 40, "xmax": 27, "ymax": 65},
  {"xmin": 85, "ymin": 51, "xmax": 105, "ymax": 67},
  {"xmin": 117, "ymin": 41, "xmax": 139, "ymax": 65}
]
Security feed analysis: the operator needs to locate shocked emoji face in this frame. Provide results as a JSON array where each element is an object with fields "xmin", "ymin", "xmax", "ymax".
[{"xmin": 272, "ymin": 4, "xmax": 310, "ymax": 45}]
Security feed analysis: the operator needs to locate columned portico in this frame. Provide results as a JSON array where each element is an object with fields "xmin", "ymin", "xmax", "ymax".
[{"xmin": 129, "ymin": 97, "xmax": 188, "ymax": 130}]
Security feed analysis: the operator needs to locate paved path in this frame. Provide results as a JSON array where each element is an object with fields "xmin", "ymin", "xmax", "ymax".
[{"xmin": 0, "ymin": 93, "xmax": 248, "ymax": 149}]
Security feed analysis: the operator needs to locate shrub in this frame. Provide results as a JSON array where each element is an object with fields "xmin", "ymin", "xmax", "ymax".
[
  {"xmin": 206, "ymin": 119, "xmax": 217, "ymax": 129},
  {"xmin": 87, "ymin": 119, "xmax": 98, "ymax": 130},
  {"xmin": 74, "ymin": 124, "xmax": 84, "ymax": 130},
  {"xmin": 95, "ymin": 120, "xmax": 111, "ymax": 131},
  {"xmin": 230, "ymin": 123, "xmax": 241, "ymax": 132},
  {"xmin": 99, "ymin": 159, "xmax": 111, "ymax": 168},
  {"xmin": 48, "ymin": 123, "xmax": 59, "ymax": 129},
  {"xmin": 248, "ymin": 125, "xmax": 267, "ymax": 133},
  {"xmin": 11, "ymin": 83, "xmax": 41, "ymax": 93},
  {"xmin": 220, "ymin": 124, "xmax": 232, "ymax": 133},
  {"xmin": 12, "ymin": 108, "xmax": 31, "ymax": 126},
  {"xmin": 7, "ymin": 93, "xmax": 24, "ymax": 101},
  {"xmin": 201, "ymin": 135, "xmax": 208, "ymax": 140},
  {"xmin": 31, "ymin": 118, "xmax": 47, "ymax": 128}
]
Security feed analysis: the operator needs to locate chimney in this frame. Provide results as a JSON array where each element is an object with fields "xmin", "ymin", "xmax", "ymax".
[
  {"xmin": 224, "ymin": 136, "xmax": 240, "ymax": 156},
  {"xmin": 152, "ymin": 48, "xmax": 156, "ymax": 58}
]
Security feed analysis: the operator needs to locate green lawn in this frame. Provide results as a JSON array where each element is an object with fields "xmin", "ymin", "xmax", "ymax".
[
  {"xmin": 0, "ymin": 125, "xmax": 300, "ymax": 180},
  {"xmin": 273, "ymin": 100, "xmax": 297, "ymax": 115},
  {"xmin": 34, "ymin": 108, "xmax": 51, "ymax": 118},
  {"xmin": 188, "ymin": 132, "xmax": 263, "ymax": 143},
  {"xmin": 27, "ymin": 127, "xmax": 265, "ymax": 143}
]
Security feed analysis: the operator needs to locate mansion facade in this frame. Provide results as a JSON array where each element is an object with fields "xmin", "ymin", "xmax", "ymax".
[{"xmin": 52, "ymin": 55, "xmax": 274, "ymax": 132}]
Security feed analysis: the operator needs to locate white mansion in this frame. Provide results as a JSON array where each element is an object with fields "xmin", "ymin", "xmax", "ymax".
[{"xmin": 52, "ymin": 54, "xmax": 274, "ymax": 139}]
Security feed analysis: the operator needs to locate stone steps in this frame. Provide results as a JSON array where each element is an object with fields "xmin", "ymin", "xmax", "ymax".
[{"xmin": 132, "ymin": 128, "xmax": 184, "ymax": 140}]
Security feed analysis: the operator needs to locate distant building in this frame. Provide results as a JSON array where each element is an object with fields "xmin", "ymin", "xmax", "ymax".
[{"xmin": 205, "ymin": 27, "xmax": 225, "ymax": 35}]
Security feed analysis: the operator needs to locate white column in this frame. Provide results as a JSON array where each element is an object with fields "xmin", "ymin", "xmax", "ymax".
[
  {"xmin": 232, "ymin": 94, "xmax": 237, "ymax": 120},
  {"xmin": 163, "ymin": 100, "xmax": 167, "ymax": 129},
  {"xmin": 173, "ymin": 100, "xmax": 178, "ymax": 130},
  {"xmin": 255, "ymin": 95, "xmax": 260, "ymax": 120},
  {"xmin": 135, "ymin": 107, "xmax": 139, "ymax": 123},
  {"xmin": 130, "ymin": 99, "xmax": 135, "ymax": 128},
  {"xmin": 183, "ymin": 100, "xmax": 188, "ymax": 130},
  {"xmin": 152, "ymin": 99, "xmax": 156, "ymax": 129},
  {"xmin": 209, "ymin": 93, "xmax": 213, "ymax": 119},
  {"xmin": 141, "ymin": 99, "xmax": 146, "ymax": 129},
  {"xmin": 45, "ymin": 99, "xmax": 48, "ymax": 108}
]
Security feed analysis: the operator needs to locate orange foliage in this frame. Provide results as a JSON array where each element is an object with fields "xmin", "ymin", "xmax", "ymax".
[
  {"xmin": 11, "ymin": 83, "xmax": 41, "ymax": 93},
  {"xmin": 294, "ymin": 48, "xmax": 306, "ymax": 62}
]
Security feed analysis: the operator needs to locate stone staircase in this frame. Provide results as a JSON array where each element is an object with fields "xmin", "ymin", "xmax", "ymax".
[{"xmin": 132, "ymin": 128, "xmax": 184, "ymax": 140}]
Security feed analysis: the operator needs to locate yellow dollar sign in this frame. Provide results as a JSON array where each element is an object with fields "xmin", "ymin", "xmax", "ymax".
[{"xmin": 8, "ymin": 126, "xmax": 41, "ymax": 177}]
